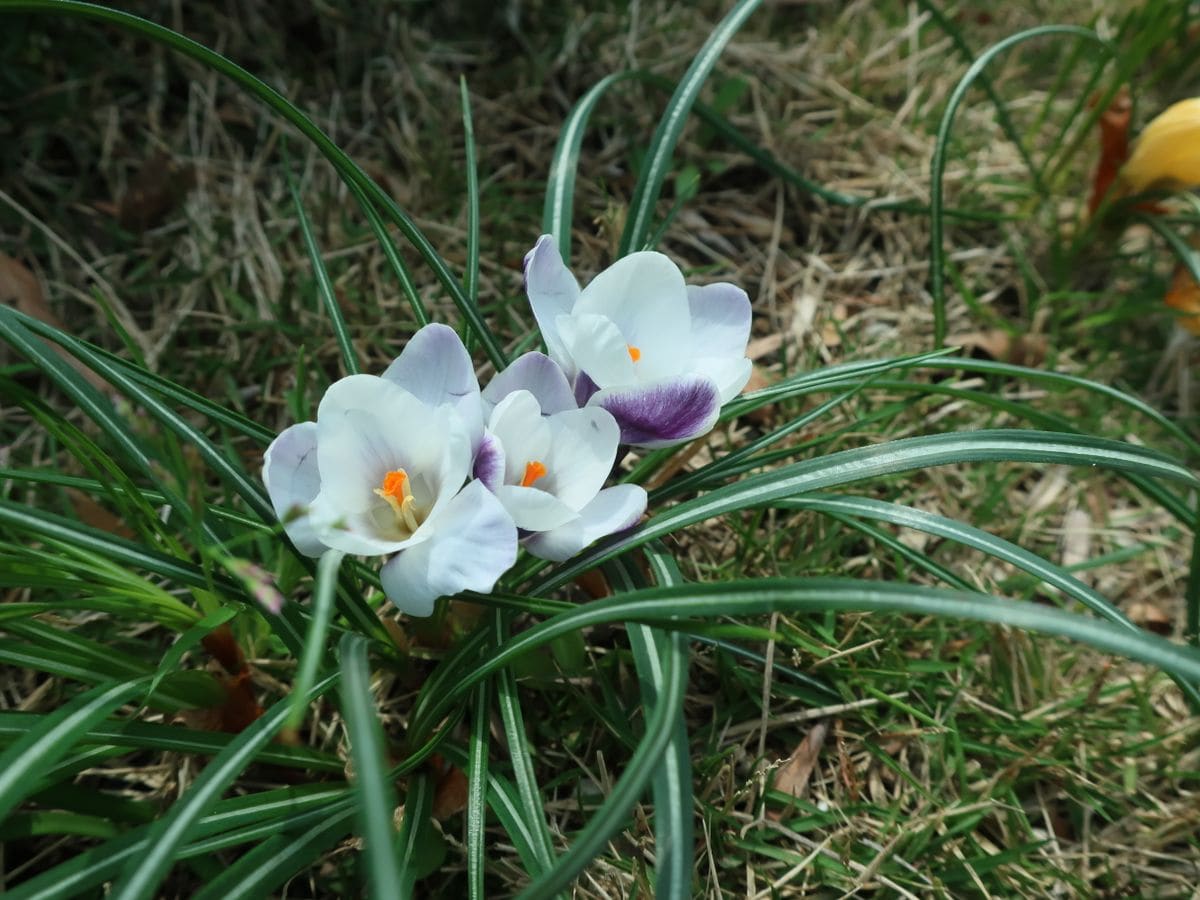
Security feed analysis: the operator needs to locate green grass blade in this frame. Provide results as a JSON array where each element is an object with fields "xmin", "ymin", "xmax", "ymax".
[
  {"xmin": 460, "ymin": 75, "xmax": 481, "ymax": 348},
  {"xmin": 289, "ymin": 176, "xmax": 359, "ymax": 376},
  {"xmin": 338, "ymin": 633, "xmax": 403, "ymax": 898},
  {"xmin": 0, "ymin": 677, "xmax": 148, "ymax": 821},
  {"xmin": 618, "ymin": 0, "xmax": 763, "ymax": 254},
  {"xmin": 192, "ymin": 801, "xmax": 356, "ymax": 900},
  {"xmin": 929, "ymin": 25, "xmax": 1109, "ymax": 346},
  {"xmin": 287, "ymin": 550, "xmax": 344, "ymax": 730},
  {"xmin": 493, "ymin": 610, "xmax": 556, "ymax": 872},
  {"xmin": 536, "ymin": 429, "xmax": 1199, "ymax": 593},
  {"xmin": 143, "ymin": 607, "xmax": 238, "ymax": 708},
  {"xmin": 108, "ymin": 673, "xmax": 340, "ymax": 900},
  {"xmin": 396, "ymin": 771, "xmax": 433, "ymax": 897},
  {"xmin": 466, "ymin": 679, "xmax": 491, "ymax": 900},
  {"xmin": 518, "ymin": 630, "xmax": 689, "ymax": 899}
]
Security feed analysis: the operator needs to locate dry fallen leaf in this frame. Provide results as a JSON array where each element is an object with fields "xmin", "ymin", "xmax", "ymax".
[
  {"xmin": 66, "ymin": 489, "xmax": 135, "ymax": 539},
  {"xmin": 115, "ymin": 150, "xmax": 195, "ymax": 232},
  {"xmin": 767, "ymin": 721, "xmax": 828, "ymax": 819},
  {"xmin": 952, "ymin": 330, "xmax": 1048, "ymax": 368},
  {"xmin": 1127, "ymin": 600, "xmax": 1173, "ymax": 636}
]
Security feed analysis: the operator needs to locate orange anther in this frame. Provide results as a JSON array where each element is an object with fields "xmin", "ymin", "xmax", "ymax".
[
  {"xmin": 521, "ymin": 460, "xmax": 548, "ymax": 488},
  {"xmin": 380, "ymin": 469, "xmax": 409, "ymax": 500},
  {"xmin": 627, "ymin": 345, "xmax": 641, "ymax": 362}
]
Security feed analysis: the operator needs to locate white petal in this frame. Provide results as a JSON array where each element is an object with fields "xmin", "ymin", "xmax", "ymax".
[
  {"xmin": 522, "ymin": 484, "xmax": 646, "ymax": 562},
  {"xmin": 488, "ymin": 390, "xmax": 553, "ymax": 486},
  {"xmin": 381, "ymin": 323, "xmax": 484, "ymax": 451},
  {"xmin": 379, "ymin": 481, "xmax": 517, "ymax": 617},
  {"xmin": 573, "ymin": 251, "xmax": 691, "ymax": 372},
  {"xmin": 262, "ymin": 422, "xmax": 327, "ymax": 557},
  {"xmin": 482, "ymin": 351, "xmax": 576, "ymax": 415},
  {"xmin": 313, "ymin": 375, "xmax": 472, "ymax": 552},
  {"xmin": 691, "ymin": 355, "xmax": 753, "ymax": 404},
  {"xmin": 541, "ymin": 407, "xmax": 620, "ymax": 510},
  {"xmin": 523, "ymin": 235, "xmax": 580, "ymax": 375},
  {"xmin": 494, "ymin": 485, "xmax": 578, "ymax": 531},
  {"xmin": 556, "ymin": 313, "xmax": 636, "ymax": 388},
  {"xmin": 473, "ymin": 430, "xmax": 506, "ymax": 492},
  {"xmin": 687, "ymin": 283, "xmax": 752, "ymax": 361}
]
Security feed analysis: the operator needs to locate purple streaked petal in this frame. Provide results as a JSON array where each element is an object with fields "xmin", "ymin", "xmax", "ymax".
[
  {"xmin": 521, "ymin": 484, "xmax": 646, "ymax": 562},
  {"xmin": 587, "ymin": 375, "xmax": 721, "ymax": 449},
  {"xmin": 524, "ymin": 235, "xmax": 580, "ymax": 375},
  {"xmin": 379, "ymin": 480, "xmax": 517, "ymax": 617},
  {"xmin": 473, "ymin": 430, "xmax": 506, "ymax": 492},
  {"xmin": 482, "ymin": 351, "xmax": 576, "ymax": 415},
  {"xmin": 573, "ymin": 370, "xmax": 599, "ymax": 407}
]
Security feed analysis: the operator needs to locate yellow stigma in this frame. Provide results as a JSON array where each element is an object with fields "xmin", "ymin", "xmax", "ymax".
[
  {"xmin": 520, "ymin": 460, "xmax": 548, "ymax": 488},
  {"xmin": 374, "ymin": 468, "xmax": 420, "ymax": 533},
  {"xmin": 627, "ymin": 344, "xmax": 641, "ymax": 362}
]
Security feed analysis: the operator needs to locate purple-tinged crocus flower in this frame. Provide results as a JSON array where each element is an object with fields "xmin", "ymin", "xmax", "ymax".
[
  {"xmin": 263, "ymin": 325, "xmax": 517, "ymax": 617},
  {"xmin": 478, "ymin": 389, "xmax": 646, "ymax": 561},
  {"xmin": 523, "ymin": 234, "xmax": 753, "ymax": 448}
]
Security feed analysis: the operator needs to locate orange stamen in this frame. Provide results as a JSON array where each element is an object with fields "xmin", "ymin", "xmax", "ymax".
[
  {"xmin": 380, "ymin": 469, "xmax": 408, "ymax": 501},
  {"xmin": 627, "ymin": 345, "xmax": 641, "ymax": 362},
  {"xmin": 521, "ymin": 460, "xmax": 548, "ymax": 488}
]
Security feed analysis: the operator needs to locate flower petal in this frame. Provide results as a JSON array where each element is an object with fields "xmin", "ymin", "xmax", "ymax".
[
  {"xmin": 587, "ymin": 375, "xmax": 721, "ymax": 448},
  {"xmin": 522, "ymin": 484, "xmax": 646, "ymax": 562},
  {"xmin": 687, "ymin": 283, "xmax": 751, "ymax": 361},
  {"xmin": 541, "ymin": 406, "xmax": 620, "ymax": 510},
  {"xmin": 488, "ymin": 390, "xmax": 552, "ymax": 486},
  {"xmin": 482, "ymin": 351, "xmax": 576, "ymax": 415},
  {"xmin": 573, "ymin": 251, "xmax": 691, "ymax": 370},
  {"xmin": 311, "ymin": 375, "xmax": 472, "ymax": 554},
  {"xmin": 379, "ymin": 480, "xmax": 517, "ymax": 617},
  {"xmin": 473, "ymin": 430, "xmax": 506, "ymax": 492},
  {"xmin": 263, "ymin": 421, "xmax": 327, "ymax": 557},
  {"xmin": 381, "ymin": 323, "xmax": 484, "ymax": 449},
  {"xmin": 556, "ymin": 313, "xmax": 636, "ymax": 388},
  {"xmin": 690, "ymin": 355, "xmax": 753, "ymax": 404},
  {"xmin": 494, "ymin": 484, "xmax": 578, "ymax": 531},
  {"xmin": 524, "ymin": 235, "xmax": 580, "ymax": 375}
]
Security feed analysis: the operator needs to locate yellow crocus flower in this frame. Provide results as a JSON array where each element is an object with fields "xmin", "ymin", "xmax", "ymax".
[{"xmin": 1117, "ymin": 98, "xmax": 1200, "ymax": 197}]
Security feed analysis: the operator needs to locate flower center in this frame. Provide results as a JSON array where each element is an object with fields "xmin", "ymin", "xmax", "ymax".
[
  {"xmin": 373, "ymin": 468, "xmax": 421, "ymax": 533},
  {"xmin": 521, "ymin": 460, "xmax": 548, "ymax": 488},
  {"xmin": 627, "ymin": 345, "xmax": 641, "ymax": 362}
]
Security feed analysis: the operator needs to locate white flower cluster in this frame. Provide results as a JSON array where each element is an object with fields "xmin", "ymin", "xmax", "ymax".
[{"xmin": 263, "ymin": 236, "xmax": 752, "ymax": 615}]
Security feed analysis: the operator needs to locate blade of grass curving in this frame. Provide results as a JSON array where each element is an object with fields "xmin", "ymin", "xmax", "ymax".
[
  {"xmin": 1189, "ymin": 508, "xmax": 1200, "ymax": 647},
  {"xmin": 619, "ymin": 0, "xmax": 763, "ymax": 254},
  {"xmin": 1137, "ymin": 213, "xmax": 1200, "ymax": 289},
  {"xmin": 544, "ymin": 70, "xmax": 641, "ymax": 257},
  {"xmin": 396, "ymin": 771, "xmax": 433, "ymax": 897},
  {"xmin": 0, "ymin": 676, "xmax": 148, "ymax": 821},
  {"xmin": 534, "ymin": 429, "xmax": 1199, "ymax": 594},
  {"xmin": 0, "ymin": 0, "xmax": 505, "ymax": 368},
  {"xmin": 413, "ymin": 579, "xmax": 1200, "ymax": 735},
  {"xmin": 191, "ymin": 801, "xmax": 357, "ymax": 900},
  {"xmin": 460, "ymin": 75, "xmax": 481, "ymax": 352},
  {"xmin": 287, "ymin": 550, "xmax": 344, "ymax": 730},
  {"xmin": 289, "ymin": 177, "xmax": 359, "ymax": 376},
  {"xmin": 518, "ymin": 629, "xmax": 689, "ymax": 899},
  {"xmin": 929, "ymin": 25, "xmax": 1109, "ymax": 346},
  {"xmin": 466, "ymin": 679, "xmax": 491, "ymax": 900},
  {"xmin": 622, "ymin": 551, "xmax": 694, "ymax": 900},
  {"xmin": 492, "ymin": 609, "xmax": 556, "ymax": 873},
  {"xmin": 338, "ymin": 633, "xmax": 403, "ymax": 898},
  {"xmin": 914, "ymin": 0, "xmax": 1042, "ymax": 189},
  {"xmin": 109, "ymin": 673, "xmax": 339, "ymax": 900},
  {"xmin": 0, "ymin": 712, "xmax": 343, "ymax": 771},
  {"xmin": 144, "ymin": 607, "xmax": 238, "ymax": 708},
  {"xmin": 344, "ymin": 177, "xmax": 428, "ymax": 325}
]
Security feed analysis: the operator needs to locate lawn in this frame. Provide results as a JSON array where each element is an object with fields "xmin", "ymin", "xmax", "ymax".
[{"xmin": 2, "ymin": 1, "xmax": 1200, "ymax": 896}]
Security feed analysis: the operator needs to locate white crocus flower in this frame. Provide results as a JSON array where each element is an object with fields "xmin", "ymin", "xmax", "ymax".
[
  {"xmin": 523, "ymin": 234, "xmax": 753, "ymax": 448},
  {"xmin": 263, "ymin": 326, "xmax": 517, "ymax": 617},
  {"xmin": 477, "ymin": 389, "xmax": 646, "ymax": 561}
]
